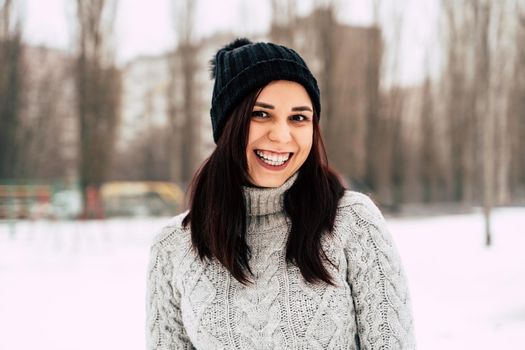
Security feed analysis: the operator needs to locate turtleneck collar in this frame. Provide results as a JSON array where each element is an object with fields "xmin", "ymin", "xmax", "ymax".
[{"xmin": 243, "ymin": 172, "xmax": 298, "ymax": 217}]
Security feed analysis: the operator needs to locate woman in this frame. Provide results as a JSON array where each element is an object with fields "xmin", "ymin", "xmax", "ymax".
[{"xmin": 146, "ymin": 38, "xmax": 416, "ymax": 349}]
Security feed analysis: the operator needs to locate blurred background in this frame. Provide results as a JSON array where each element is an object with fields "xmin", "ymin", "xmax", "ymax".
[{"xmin": 0, "ymin": 0, "xmax": 524, "ymax": 349}]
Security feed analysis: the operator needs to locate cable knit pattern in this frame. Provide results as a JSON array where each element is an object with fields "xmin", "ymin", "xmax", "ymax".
[{"xmin": 146, "ymin": 174, "xmax": 416, "ymax": 349}]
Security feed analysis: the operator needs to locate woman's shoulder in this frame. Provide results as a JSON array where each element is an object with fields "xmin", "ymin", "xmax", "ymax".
[
  {"xmin": 150, "ymin": 210, "xmax": 192, "ymax": 252},
  {"xmin": 337, "ymin": 189, "xmax": 383, "ymax": 221},
  {"xmin": 334, "ymin": 189, "xmax": 399, "ymax": 252},
  {"xmin": 334, "ymin": 190, "xmax": 388, "ymax": 242}
]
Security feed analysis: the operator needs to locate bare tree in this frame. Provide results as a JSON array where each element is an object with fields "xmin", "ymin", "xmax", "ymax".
[
  {"xmin": 74, "ymin": 0, "xmax": 121, "ymax": 217},
  {"xmin": 418, "ymin": 77, "xmax": 440, "ymax": 202},
  {"xmin": 441, "ymin": 0, "xmax": 484, "ymax": 205},
  {"xmin": 1, "ymin": 3, "xmax": 75, "ymax": 181},
  {"xmin": 490, "ymin": 1, "xmax": 514, "ymax": 205},
  {"xmin": 509, "ymin": 1, "xmax": 525, "ymax": 199},
  {"xmin": 0, "ymin": 0, "xmax": 23, "ymax": 178},
  {"xmin": 304, "ymin": 3, "xmax": 341, "ymax": 184},
  {"xmin": 18, "ymin": 48, "xmax": 72, "ymax": 179},
  {"xmin": 139, "ymin": 89, "xmax": 170, "ymax": 181},
  {"xmin": 312, "ymin": 5, "xmax": 335, "ymax": 138},
  {"xmin": 167, "ymin": 0, "xmax": 198, "ymax": 186},
  {"xmin": 269, "ymin": 0, "xmax": 297, "ymax": 45},
  {"xmin": 463, "ymin": 0, "xmax": 494, "ymax": 246},
  {"xmin": 365, "ymin": 0, "xmax": 405, "ymax": 208}
]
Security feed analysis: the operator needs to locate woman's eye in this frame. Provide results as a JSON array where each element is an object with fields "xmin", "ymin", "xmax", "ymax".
[
  {"xmin": 251, "ymin": 110, "xmax": 269, "ymax": 119},
  {"xmin": 291, "ymin": 114, "xmax": 308, "ymax": 122}
]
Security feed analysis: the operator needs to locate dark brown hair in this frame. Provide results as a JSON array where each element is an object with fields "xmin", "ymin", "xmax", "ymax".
[{"xmin": 182, "ymin": 88, "xmax": 345, "ymax": 286}]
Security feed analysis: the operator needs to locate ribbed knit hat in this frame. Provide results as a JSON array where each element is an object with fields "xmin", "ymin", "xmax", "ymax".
[{"xmin": 209, "ymin": 38, "xmax": 321, "ymax": 143}]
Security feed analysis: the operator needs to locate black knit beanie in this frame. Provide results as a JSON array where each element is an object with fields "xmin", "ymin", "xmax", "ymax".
[{"xmin": 209, "ymin": 38, "xmax": 321, "ymax": 143}]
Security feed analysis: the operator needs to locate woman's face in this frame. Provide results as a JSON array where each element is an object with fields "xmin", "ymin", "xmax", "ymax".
[{"xmin": 246, "ymin": 80, "xmax": 314, "ymax": 188}]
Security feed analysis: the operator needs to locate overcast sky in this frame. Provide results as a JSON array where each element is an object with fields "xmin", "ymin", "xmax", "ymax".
[{"xmin": 19, "ymin": 0, "xmax": 440, "ymax": 85}]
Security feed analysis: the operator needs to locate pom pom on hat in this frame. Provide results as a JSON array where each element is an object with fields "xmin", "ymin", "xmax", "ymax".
[
  {"xmin": 222, "ymin": 37, "xmax": 252, "ymax": 51},
  {"xmin": 209, "ymin": 38, "xmax": 253, "ymax": 79}
]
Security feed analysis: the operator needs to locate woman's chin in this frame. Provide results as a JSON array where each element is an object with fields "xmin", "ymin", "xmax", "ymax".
[
  {"xmin": 247, "ymin": 173, "xmax": 288, "ymax": 188},
  {"xmin": 247, "ymin": 167, "xmax": 301, "ymax": 188}
]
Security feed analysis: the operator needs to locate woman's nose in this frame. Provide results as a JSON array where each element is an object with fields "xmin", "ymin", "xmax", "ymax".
[{"xmin": 268, "ymin": 121, "xmax": 292, "ymax": 143}]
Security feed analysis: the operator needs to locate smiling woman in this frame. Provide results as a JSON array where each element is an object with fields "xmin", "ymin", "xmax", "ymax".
[
  {"xmin": 246, "ymin": 80, "xmax": 314, "ymax": 188},
  {"xmin": 145, "ymin": 38, "xmax": 416, "ymax": 350}
]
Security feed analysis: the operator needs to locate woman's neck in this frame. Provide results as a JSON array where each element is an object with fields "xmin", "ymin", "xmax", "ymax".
[{"xmin": 242, "ymin": 172, "xmax": 298, "ymax": 231}]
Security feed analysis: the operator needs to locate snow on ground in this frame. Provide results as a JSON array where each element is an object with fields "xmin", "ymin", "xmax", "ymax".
[
  {"xmin": 0, "ymin": 208, "xmax": 524, "ymax": 350},
  {"xmin": 389, "ymin": 208, "xmax": 525, "ymax": 349}
]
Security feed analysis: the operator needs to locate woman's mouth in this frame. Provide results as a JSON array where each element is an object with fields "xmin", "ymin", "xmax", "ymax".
[{"xmin": 254, "ymin": 150, "xmax": 293, "ymax": 168}]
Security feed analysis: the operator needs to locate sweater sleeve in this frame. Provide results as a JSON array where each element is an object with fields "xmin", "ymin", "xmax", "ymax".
[
  {"xmin": 342, "ymin": 193, "xmax": 416, "ymax": 349},
  {"xmin": 146, "ymin": 237, "xmax": 195, "ymax": 350}
]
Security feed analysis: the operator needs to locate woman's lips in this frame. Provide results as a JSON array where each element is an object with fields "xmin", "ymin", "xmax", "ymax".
[{"xmin": 253, "ymin": 150, "xmax": 293, "ymax": 171}]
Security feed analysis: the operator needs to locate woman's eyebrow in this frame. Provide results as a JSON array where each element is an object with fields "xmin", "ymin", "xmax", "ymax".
[
  {"xmin": 291, "ymin": 106, "xmax": 313, "ymax": 112},
  {"xmin": 254, "ymin": 102, "xmax": 313, "ymax": 112},
  {"xmin": 254, "ymin": 102, "xmax": 274, "ymax": 109}
]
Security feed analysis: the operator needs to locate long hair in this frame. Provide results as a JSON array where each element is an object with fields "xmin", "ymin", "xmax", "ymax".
[{"xmin": 182, "ymin": 88, "xmax": 345, "ymax": 286}]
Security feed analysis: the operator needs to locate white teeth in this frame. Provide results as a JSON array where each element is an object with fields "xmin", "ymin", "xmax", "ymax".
[{"xmin": 255, "ymin": 150, "xmax": 291, "ymax": 166}]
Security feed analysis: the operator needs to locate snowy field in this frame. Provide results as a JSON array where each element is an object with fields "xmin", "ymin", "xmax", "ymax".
[{"xmin": 1, "ymin": 208, "xmax": 524, "ymax": 350}]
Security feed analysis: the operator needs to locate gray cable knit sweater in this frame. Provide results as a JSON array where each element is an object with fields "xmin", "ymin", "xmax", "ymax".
[{"xmin": 146, "ymin": 174, "xmax": 416, "ymax": 349}]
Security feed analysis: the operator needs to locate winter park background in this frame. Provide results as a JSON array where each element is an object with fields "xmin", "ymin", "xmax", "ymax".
[{"xmin": 2, "ymin": 0, "xmax": 525, "ymax": 349}]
